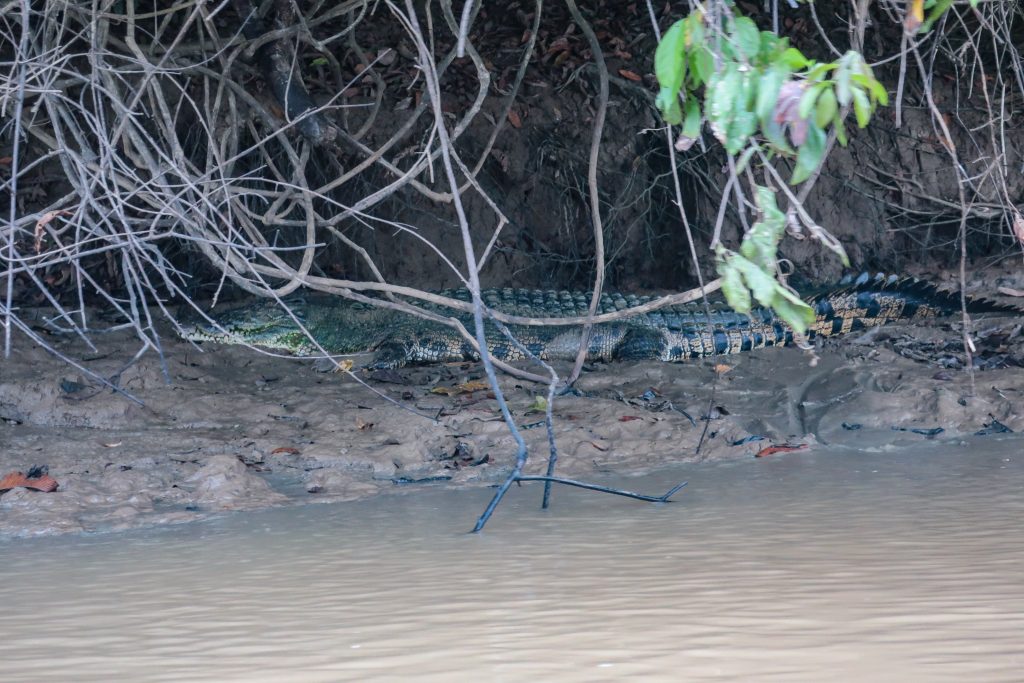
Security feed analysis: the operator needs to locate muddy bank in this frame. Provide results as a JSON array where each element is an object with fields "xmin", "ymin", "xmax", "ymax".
[{"xmin": 2, "ymin": 305, "xmax": 1023, "ymax": 537}]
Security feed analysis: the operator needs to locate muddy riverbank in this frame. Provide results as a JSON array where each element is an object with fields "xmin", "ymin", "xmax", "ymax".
[{"xmin": 2, "ymin": 299, "xmax": 1023, "ymax": 537}]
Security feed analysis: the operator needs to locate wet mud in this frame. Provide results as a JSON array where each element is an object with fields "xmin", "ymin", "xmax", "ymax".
[{"xmin": 2, "ymin": 303, "xmax": 1022, "ymax": 537}]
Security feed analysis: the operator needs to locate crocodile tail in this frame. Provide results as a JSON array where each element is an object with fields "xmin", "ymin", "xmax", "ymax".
[
  {"xmin": 825, "ymin": 272, "xmax": 1024, "ymax": 315},
  {"xmin": 804, "ymin": 272, "xmax": 1023, "ymax": 338}
]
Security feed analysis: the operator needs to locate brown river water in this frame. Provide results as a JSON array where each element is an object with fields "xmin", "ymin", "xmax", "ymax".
[{"xmin": 2, "ymin": 439, "xmax": 1022, "ymax": 682}]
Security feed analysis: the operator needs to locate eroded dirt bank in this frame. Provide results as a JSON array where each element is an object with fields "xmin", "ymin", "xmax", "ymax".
[{"xmin": 2, "ymin": 302, "xmax": 1023, "ymax": 537}]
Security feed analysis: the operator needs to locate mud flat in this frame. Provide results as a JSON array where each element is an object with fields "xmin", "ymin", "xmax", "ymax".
[{"xmin": 1, "ymin": 304, "xmax": 1022, "ymax": 537}]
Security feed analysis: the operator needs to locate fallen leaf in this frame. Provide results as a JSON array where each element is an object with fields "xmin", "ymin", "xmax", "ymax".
[
  {"xmin": 507, "ymin": 109, "xmax": 522, "ymax": 128},
  {"xmin": 0, "ymin": 471, "xmax": 59, "ymax": 493},
  {"xmin": 713, "ymin": 363, "xmax": 733, "ymax": 374},
  {"xmin": 271, "ymin": 447, "xmax": 300, "ymax": 455},
  {"xmin": 587, "ymin": 440, "xmax": 609, "ymax": 451},
  {"xmin": 618, "ymin": 69, "xmax": 642, "ymax": 82},
  {"xmin": 997, "ymin": 286, "xmax": 1024, "ymax": 297},
  {"xmin": 34, "ymin": 209, "xmax": 72, "ymax": 253},
  {"xmin": 457, "ymin": 380, "xmax": 491, "ymax": 393},
  {"xmin": 755, "ymin": 444, "xmax": 808, "ymax": 458},
  {"xmin": 100, "ymin": 441, "xmax": 123, "ymax": 448},
  {"xmin": 355, "ymin": 417, "xmax": 374, "ymax": 430},
  {"xmin": 618, "ymin": 415, "xmax": 643, "ymax": 422},
  {"xmin": 526, "ymin": 395, "xmax": 548, "ymax": 413},
  {"xmin": 331, "ymin": 359, "xmax": 354, "ymax": 373}
]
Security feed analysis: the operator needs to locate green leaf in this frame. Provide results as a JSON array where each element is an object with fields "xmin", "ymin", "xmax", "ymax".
[
  {"xmin": 814, "ymin": 88, "xmax": 838, "ymax": 129},
  {"xmin": 758, "ymin": 31, "xmax": 779, "ymax": 61},
  {"xmin": 849, "ymin": 73, "xmax": 890, "ymax": 106},
  {"xmin": 805, "ymin": 62, "xmax": 835, "ymax": 82},
  {"xmin": 870, "ymin": 79, "xmax": 889, "ymax": 106},
  {"xmin": 790, "ymin": 122, "xmax": 825, "ymax": 184},
  {"xmin": 656, "ymin": 90, "xmax": 683, "ymax": 125},
  {"xmin": 726, "ymin": 111, "xmax": 758, "ymax": 154},
  {"xmin": 684, "ymin": 13, "xmax": 705, "ymax": 48},
  {"xmin": 849, "ymin": 73, "xmax": 889, "ymax": 106},
  {"xmin": 779, "ymin": 47, "xmax": 809, "ymax": 70},
  {"xmin": 835, "ymin": 66, "xmax": 852, "ymax": 106},
  {"xmin": 732, "ymin": 17, "xmax": 761, "ymax": 61},
  {"xmin": 835, "ymin": 51, "xmax": 862, "ymax": 107},
  {"xmin": 739, "ymin": 71, "xmax": 758, "ymax": 111},
  {"xmin": 719, "ymin": 257, "xmax": 752, "ymax": 314},
  {"xmin": 655, "ymin": 20, "xmax": 688, "ymax": 96},
  {"xmin": 733, "ymin": 255, "xmax": 778, "ymax": 307},
  {"xmin": 756, "ymin": 66, "xmax": 787, "ymax": 121},
  {"xmin": 771, "ymin": 289, "xmax": 816, "ymax": 336},
  {"xmin": 739, "ymin": 186, "xmax": 786, "ymax": 271},
  {"xmin": 921, "ymin": 0, "xmax": 955, "ymax": 33},
  {"xmin": 762, "ymin": 117, "xmax": 794, "ymax": 154},
  {"xmin": 682, "ymin": 97, "xmax": 702, "ymax": 138},
  {"xmin": 755, "ymin": 185, "xmax": 786, "ymax": 236},
  {"xmin": 833, "ymin": 114, "xmax": 848, "ymax": 146},
  {"xmin": 851, "ymin": 87, "xmax": 871, "ymax": 128},
  {"xmin": 692, "ymin": 46, "xmax": 714, "ymax": 84},
  {"xmin": 798, "ymin": 83, "xmax": 827, "ymax": 119},
  {"xmin": 709, "ymin": 65, "xmax": 740, "ymax": 126}
]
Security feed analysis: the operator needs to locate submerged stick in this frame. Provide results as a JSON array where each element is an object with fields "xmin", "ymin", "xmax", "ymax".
[
  {"xmin": 517, "ymin": 476, "xmax": 687, "ymax": 503},
  {"xmin": 473, "ymin": 476, "xmax": 687, "ymax": 531}
]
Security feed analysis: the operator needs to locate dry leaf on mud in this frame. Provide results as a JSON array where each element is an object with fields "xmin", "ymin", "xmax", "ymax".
[
  {"xmin": 271, "ymin": 447, "xmax": 300, "ymax": 455},
  {"xmin": 997, "ymin": 286, "xmax": 1024, "ymax": 298},
  {"xmin": 331, "ymin": 359, "xmax": 354, "ymax": 373},
  {"xmin": 755, "ymin": 444, "xmax": 808, "ymax": 458},
  {"xmin": 618, "ymin": 415, "xmax": 643, "ymax": 422},
  {"xmin": 507, "ymin": 109, "xmax": 522, "ymax": 128},
  {"xmin": 714, "ymin": 363, "xmax": 733, "ymax": 374},
  {"xmin": 34, "ymin": 210, "xmax": 72, "ymax": 253},
  {"xmin": 526, "ymin": 395, "xmax": 548, "ymax": 413},
  {"xmin": 100, "ymin": 441, "xmax": 122, "ymax": 448},
  {"xmin": 618, "ymin": 69, "xmax": 642, "ymax": 81},
  {"xmin": 0, "ymin": 471, "xmax": 59, "ymax": 493},
  {"xmin": 431, "ymin": 380, "xmax": 490, "ymax": 396},
  {"xmin": 355, "ymin": 417, "xmax": 374, "ymax": 431}
]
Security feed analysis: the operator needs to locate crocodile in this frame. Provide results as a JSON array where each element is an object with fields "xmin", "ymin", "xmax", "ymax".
[{"xmin": 179, "ymin": 273, "xmax": 1019, "ymax": 368}]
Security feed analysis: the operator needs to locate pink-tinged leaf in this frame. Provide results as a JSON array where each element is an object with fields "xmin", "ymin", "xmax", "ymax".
[
  {"xmin": 789, "ymin": 118, "xmax": 809, "ymax": 146},
  {"xmin": 773, "ymin": 81, "xmax": 805, "ymax": 124}
]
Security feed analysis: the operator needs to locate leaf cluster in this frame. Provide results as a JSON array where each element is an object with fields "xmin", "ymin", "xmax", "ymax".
[
  {"xmin": 715, "ymin": 187, "xmax": 815, "ymax": 335},
  {"xmin": 654, "ymin": 10, "xmax": 889, "ymax": 184}
]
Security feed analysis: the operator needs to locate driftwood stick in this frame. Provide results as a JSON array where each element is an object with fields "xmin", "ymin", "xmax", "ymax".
[{"xmin": 516, "ymin": 476, "xmax": 687, "ymax": 504}]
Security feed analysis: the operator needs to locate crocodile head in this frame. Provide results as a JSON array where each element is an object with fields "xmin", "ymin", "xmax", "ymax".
[{"xmin": 179, "ymin": 299, "xmax": 317, "ymax": 355}]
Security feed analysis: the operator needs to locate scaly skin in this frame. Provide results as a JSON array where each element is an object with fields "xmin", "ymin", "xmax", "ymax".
[{"xmin": 178, "ymin": 273, "xmax": 1018, "ymax": 368}]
